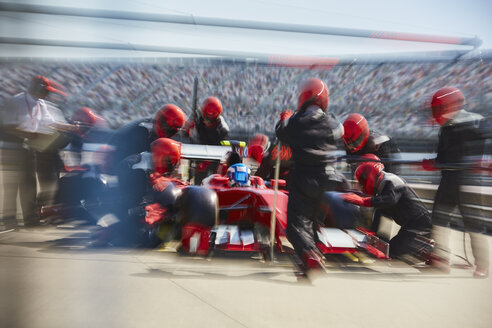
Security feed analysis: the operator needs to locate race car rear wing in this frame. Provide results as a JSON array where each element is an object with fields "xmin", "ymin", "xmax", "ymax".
[
  {"xmin": 180, "ymin": 143, "xmax": 231, "ymax": 161},
  {"xmin": 73, "ymin": 141, "xmax": 235, "ymax": 166}
]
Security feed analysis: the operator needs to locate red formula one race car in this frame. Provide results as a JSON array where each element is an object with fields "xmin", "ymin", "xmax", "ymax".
[{"xmin": 177, "ymin": 161, "xmax": 395, "ymax": 261}]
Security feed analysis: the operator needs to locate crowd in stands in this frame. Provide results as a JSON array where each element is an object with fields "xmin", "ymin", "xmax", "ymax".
[{"xmin": 1, "ymin": 57, "xmax": 491, "ymax": 139}]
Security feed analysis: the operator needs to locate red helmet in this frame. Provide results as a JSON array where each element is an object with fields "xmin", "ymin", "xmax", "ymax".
[
  {"xmin": 430, "ymin": 87, "xmax": 465, "ymax": 126},
  {"xmin": 72, "ymin": 107, "xmax": 98, "ymax": 126},
  {"xmin": 358, "ymin": 154, "xmax": 384, "ymax": 171},
  {"xmin": 201, "ymin": 97, "xmax": 223, "ymax": 127},
  {"xmin": 249, "ymin": 133, "xmax": 269, "ymax": 148},
  {"xmin": 248, "ymin": 144, "xmax": 264, "ymax": 163},
  {"xmin": 355, "ymin": 161, "xmax": 384, "ymax": 195},
  {"xmin": 151, "ymin": 138, "xmax": 181, "ymax": 175},
  {"xmin": 343, "ymin": 113, "xmax": 370, "ymax": 152},
  {"xmin": 297, "ymin": 78, "xmax": 329, "ymax": 111},
  {"xmin": 248, "ymin": 134, "xmax": 270, "ymax": 163},
  {"xmin": 29, "ymin": 75, "xmax": 68, "ymax": 97},
  {"xmin": 71, "ymin": 107, "xmax": 107, "ymax": 136},
  {"xmin": 154, "ymin": 104, "xmax": 186, "ymax": 138}
]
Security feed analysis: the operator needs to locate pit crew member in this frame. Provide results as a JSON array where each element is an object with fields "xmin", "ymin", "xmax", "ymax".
[
  {"xmin": 249, "ymin": 129, "xmax": 294, "ymax": 183},
  {"xmin": 343, "ymin": 113, "xmax": 401, "ymax": 174},
  {"xmin": 423, "ymin": 86, "xmax": 490, "ymax": 277},
  {"xmin": 186, "ymin": 96, "xmax": 230, "ymax": 184},
  {"xmin": 276, "ymin": 78, "xmax": 345, "ymax": 277},
  {"xmin": 109, "ymin": 104, "xmax": 186, "ymax": 168},
  {"xmin": 343, "ymin": 159, "xmax": 432, "ymax": 258}
]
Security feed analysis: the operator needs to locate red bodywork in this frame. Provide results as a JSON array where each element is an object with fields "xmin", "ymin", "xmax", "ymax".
[
  {"xmin": 215, "ymin": 187, "xmax": 288, "ymax": 234},
  {"xmin": 182, "ymin": 175, "xmax": 289, "ymax": 254},
  {"xmin": 214, "ymin": 186, "xmax": 288, "ymax": 252},
  {"xmin": 181, "ymin": 223, "xmax": 211, "ymax": 255},
  {"xmin": 181, "ymin": 175, "xmax": 390, "ymax": 259}
]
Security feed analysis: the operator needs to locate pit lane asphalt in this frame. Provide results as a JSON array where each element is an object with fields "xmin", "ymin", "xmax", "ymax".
[{"xmin": 0, "ymin": 224, "xmax": 491, "ymax": 328}]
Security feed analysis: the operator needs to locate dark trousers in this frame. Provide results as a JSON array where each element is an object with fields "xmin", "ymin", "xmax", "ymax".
[
  {"xmin": 1, "ymin": 148, "xmax": 61, "ymax": 227},
  {"xmin": 432, "ymin": 171, "xmax": 484, "ymax": 232},
  {"xmin": 0, "ymin": 148, "xmax": 37, "ymax": 226},
  {"xmin": 35, "ymin": 151, "xmax": 62, "ymax": 209},
  {"xmin": 389, "ymin": 215, "xmax": 432, "ymax": 257},
  {"xmin": 286, "ymin": 166, "xmax": 339, "ymax": 265},
  {"xmin": 431, "ymin": 170, "xmax": 488, "ymax": 268}
]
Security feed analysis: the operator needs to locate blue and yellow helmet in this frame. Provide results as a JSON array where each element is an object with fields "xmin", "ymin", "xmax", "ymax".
[{"xmin": 227, "ymin": 163, "xmax": 251, "ymax": 187}]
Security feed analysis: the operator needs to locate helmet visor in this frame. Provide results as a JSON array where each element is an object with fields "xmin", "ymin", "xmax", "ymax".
[
  {"xmin": 202, "ymin": 113, "xmax": 218, "ymax": 127},
  {"xmin": 158, "ymin": 121, "xmax": 179, "ymax": 138},
  {"xmin": 345, "ymin": 133, "xmax": 366, "ymax": 152}
]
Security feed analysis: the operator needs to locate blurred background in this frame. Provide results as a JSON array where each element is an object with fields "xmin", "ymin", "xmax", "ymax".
[
  {"xmin": 1, "ymin": 2, "xmax": 492, "ymax": 328},
  {"xmin": 1, "ymin": 0, "xmax": 491, "ymax": 146},
  {"xmin": 2, "ymin": 0, "xmax": 491, "ymax": 183}
]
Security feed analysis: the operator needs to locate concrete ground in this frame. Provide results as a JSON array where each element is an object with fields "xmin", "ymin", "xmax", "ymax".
[{"xmin": 0, "ymin": 224, "xmax": 490, "ymax": 328}]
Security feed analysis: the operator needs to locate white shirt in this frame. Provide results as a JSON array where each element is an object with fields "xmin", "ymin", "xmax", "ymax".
[{"xmin": 2, "ymin": 92, "xmax": 56, "ymax": 134}]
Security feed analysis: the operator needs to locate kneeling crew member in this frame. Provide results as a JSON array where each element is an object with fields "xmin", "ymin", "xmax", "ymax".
[{"xmin": 343, "ymin": 160, "xmax": 432, "ymax": 258}]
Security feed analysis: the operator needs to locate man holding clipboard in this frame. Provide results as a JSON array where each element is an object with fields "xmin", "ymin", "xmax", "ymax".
[{"xmin": 0, "ymin": 75, "xmax": 71, "ymax": 229}]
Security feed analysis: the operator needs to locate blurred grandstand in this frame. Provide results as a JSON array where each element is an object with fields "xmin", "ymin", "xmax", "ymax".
[{"xmin": 1, "ymin": 56, "xmax": 491, "ymax": 151}]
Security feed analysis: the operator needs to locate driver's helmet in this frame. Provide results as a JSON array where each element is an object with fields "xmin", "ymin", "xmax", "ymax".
[{"xmin": 227, "ymin": 163, "xmax": 251, "ymax": 187}]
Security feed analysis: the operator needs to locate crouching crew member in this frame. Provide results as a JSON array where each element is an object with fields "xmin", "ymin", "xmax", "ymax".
[
  {"xmin": 109, "ymin": 138, "xmax": 184, "ymax": 246},
  {"xmin": 343, "ymin": 159, "xmax": 432, "ymax": 258}
]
